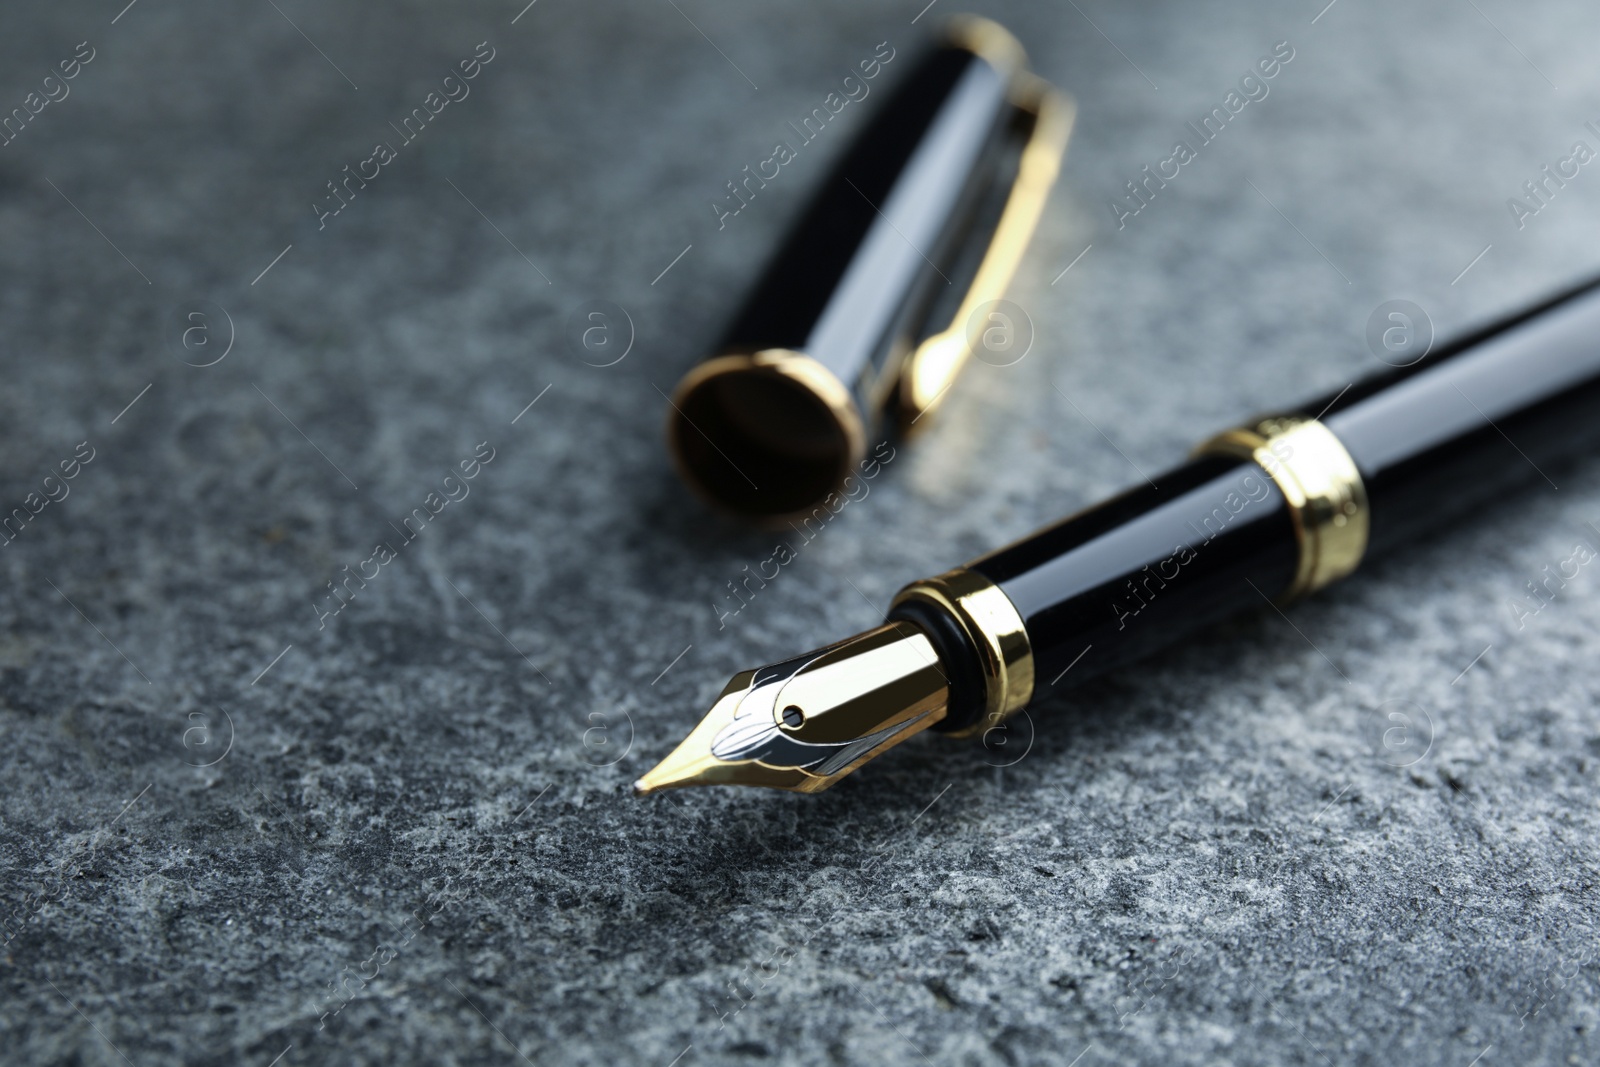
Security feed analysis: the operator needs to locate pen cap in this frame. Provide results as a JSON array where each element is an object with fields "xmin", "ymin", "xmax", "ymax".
[{"xmin": 667, "ymin": 18, "xmax": 1073, "ymax": 520}]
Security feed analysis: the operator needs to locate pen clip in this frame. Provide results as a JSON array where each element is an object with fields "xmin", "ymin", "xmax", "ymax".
[{"xmin": 895, "ymin": 73, "xmax": 1075, "ymax": 427}]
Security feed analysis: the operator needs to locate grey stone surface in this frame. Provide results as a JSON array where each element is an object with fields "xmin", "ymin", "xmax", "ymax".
[{"xmin": 1, "ymin": 1, "xmax": 1598, "ymax": 1064}]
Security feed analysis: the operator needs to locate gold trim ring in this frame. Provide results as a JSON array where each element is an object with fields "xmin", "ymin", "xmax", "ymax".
[
  {"xmin": 666, "ymin": 348, "xmax": 867, "ymax": 522},
  {"xmin": 1197, "ymin": 415, "xmax": 1369, "ymax": 602},
  {"xmin": 890, "ymin": 567, "xmax": 1034, "ymax": 737}
]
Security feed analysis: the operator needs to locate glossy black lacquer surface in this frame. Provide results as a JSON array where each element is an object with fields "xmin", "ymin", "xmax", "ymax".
[
  {"xmin": 1317, "ymin": 275, "xmax": 1600, "ymax": 554},
  {"xmin": 718, "ymin": 42, "xmax": 1013, "ymax": 408},
  {"xmin": 965, "ymin": 457, "xmax": 1299, "ymax": 699},
  {"xmin": 940, "ymin": 276, "xmax": 1600, "ymax": 721}
]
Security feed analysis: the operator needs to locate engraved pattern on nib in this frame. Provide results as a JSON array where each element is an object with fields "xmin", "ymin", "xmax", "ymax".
[
  {"xmin": 708, "ymin": 629, "xmax": 942, "ymax": 773},
  {"xmin": 634, "ymin": 621, "xmax": 950, "ymax": 794}
]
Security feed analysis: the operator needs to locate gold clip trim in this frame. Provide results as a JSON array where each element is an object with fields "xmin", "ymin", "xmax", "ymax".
[
  {"xmin": 1197, "ymin": 416, "xmax": 1369, "ymax": 602},
  {"xmin": 897, "ymin": 71, "xmax": 1076, "ymax": 425}
]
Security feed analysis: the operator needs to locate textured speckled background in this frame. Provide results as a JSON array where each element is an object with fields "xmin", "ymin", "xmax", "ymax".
[{"xmin": 2, "ymin": 1, "xmax": 1598, "ymax": 1064}]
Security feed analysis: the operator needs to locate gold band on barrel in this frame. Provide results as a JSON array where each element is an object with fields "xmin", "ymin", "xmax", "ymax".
[
  {"xmin": 891, "ymin": 567, "xmax": 1034, "ymax": 737},
  {"xmin": 1197, "ymin": 415, "xmax": 1369, "ymax": 602}
]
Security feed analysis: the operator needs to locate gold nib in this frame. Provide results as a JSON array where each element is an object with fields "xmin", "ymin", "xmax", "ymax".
[{"xmin": 633, "ymin": 621, "xmax": 950, "ymax": 795}]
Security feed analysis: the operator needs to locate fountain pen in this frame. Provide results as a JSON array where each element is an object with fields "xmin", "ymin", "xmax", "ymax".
[{"xmin": 636, "ymin": 274, "xmax": 1600, "ymax": 796}]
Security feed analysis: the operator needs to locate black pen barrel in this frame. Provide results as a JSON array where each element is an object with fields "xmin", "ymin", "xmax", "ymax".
[
  {"xmin": 906, "ymin": 276, "xmax": 1600, "ymax": 726},
  {"xmin": 1317, "ymin": 276, "xmax": 1600, "ymax": 554},
  {"xmin": 959, "ymin": 456, "xmax": 1299, "ymax": 698}
]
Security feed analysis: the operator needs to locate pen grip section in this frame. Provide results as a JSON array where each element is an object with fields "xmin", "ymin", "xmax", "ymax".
[{"xmin": 967, "ymin": 456, "xmax": 1299, "ymax": 691}]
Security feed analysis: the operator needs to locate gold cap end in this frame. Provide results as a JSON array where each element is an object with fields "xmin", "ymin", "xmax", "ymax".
[{"xmin": 665, "ymin": 349, "xmax": 866, "ymax": 523}]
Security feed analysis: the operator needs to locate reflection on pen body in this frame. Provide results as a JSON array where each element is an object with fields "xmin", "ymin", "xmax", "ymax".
[{"xmin": 711, "ymin": 41, "xmax": 899, "ymax": 232}]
